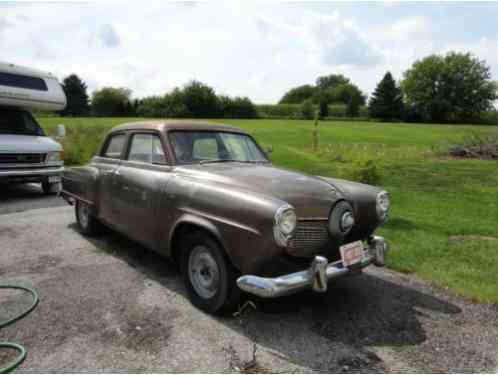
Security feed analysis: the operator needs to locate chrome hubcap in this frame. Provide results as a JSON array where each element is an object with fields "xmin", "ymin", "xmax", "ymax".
[
  {"xmin": 78, "ymin": 202, "xmax": 89, "ymax": 229},
  {"xmin": 188, "ymin": 246, "xmax": 220, "ymax": 299}
]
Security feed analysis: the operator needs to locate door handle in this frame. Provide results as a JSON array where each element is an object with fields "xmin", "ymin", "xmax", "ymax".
[{"xmin": 114, "ymin": 170, "xmax": 121, "ymax": 176}]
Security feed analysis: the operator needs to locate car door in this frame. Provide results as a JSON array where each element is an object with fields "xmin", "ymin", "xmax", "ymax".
[
  {"xmin": 94, "ymin": 132, "xmax": 128, "ymax": 229},
  {"xmin": 112, "ymin": 132, "xmax": 174, "ymax": 249}
]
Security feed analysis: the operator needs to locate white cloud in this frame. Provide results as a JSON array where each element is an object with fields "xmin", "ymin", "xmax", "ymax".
[{"xmin": 0, "ymin": 2, "xmax": 495, "ymax": 103}]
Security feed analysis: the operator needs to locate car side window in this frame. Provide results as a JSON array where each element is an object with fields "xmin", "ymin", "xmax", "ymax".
[
  {"xmin": 102, "ymin": 134, "xmax": 126, "ymax": 159},
  {"xmin": 193, "ymin": 137, "xmax": 218, "ymax": 160},
  {"xmin": 128, "ymin": 133, "xmax": 166, "ymax": 164}
]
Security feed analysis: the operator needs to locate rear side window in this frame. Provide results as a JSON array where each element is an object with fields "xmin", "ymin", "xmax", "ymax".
[
  {"xmin": 102, "ymin": 134, "xmax": 126, "ymax": 159},
  {"xmin": 0, "ymin": 72, "xmax": 48, "ymax": 91},
  {"xmin": 128, "ymin": 133, "xmax": 166, "ymax": 164}
]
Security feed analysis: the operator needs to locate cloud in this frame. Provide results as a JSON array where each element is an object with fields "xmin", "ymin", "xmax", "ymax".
[
  {"xmin": 0, "ymin": 17, "xmax": 12, "ymax": 32},
  {"xmin": 96, "ymin": 24, "xmax": 120, "ymax": 48},
  {"xmin": 1, "ymin": 2, "xmax": 497, "ymax": 103}
]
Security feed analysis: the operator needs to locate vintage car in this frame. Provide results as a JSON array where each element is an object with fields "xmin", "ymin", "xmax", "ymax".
[{"xmin": 61, "ymin": 121, "xmax": 390, "ymax": 314}]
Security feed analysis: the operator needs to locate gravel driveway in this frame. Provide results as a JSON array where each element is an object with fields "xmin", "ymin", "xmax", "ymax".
[{"xmin": 0, "ymin": 204, "xmax": 497, "ymax": 372}]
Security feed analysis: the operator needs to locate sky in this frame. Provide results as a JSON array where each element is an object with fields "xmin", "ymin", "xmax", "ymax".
[{"xmin": 1, "ymin": 1, "xmax": 498, "ymax": 103}]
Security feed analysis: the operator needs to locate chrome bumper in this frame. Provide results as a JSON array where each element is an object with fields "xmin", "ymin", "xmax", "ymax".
[
  {"xmin": 237, "ymin": 236, "xmax": 389, "ymax": 298},
  {"xmin": 0, "ymin": 166, "xmax": 64, "ymax": 177}
]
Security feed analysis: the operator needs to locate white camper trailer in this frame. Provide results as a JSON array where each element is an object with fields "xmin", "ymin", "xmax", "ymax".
[{"xmin": 0, "ymin": 62, "xmax": 66, "ymax": 194}]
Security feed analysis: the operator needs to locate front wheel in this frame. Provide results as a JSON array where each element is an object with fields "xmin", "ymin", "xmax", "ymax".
[
  {"xmin": 75, "ymin": 200, "xmax": 101, "ymax": 236},
  {"xmin": 181, "ymin": 232, "xmax": 241, "ymax": 314}
]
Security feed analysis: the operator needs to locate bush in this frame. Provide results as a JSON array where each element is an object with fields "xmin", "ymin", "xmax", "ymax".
[
  {"xmin": 256, "ymin": 103, "xmax": 368, "ymax": 120},
  {"xmin": 350, "ymin": 160, "xmax": 382, "ymax": 185},
  {"xmin": 219, "ymin": 96, "xmax": 257, "ymax": 118},
  {"xmin": 256, "ymin": 104, "xmax": 303, "ymax": 119}
]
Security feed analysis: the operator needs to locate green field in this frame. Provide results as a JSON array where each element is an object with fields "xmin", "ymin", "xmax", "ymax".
[{"xmin": 40, "ymin": 117, "xmax": 498, "ymax": 304}]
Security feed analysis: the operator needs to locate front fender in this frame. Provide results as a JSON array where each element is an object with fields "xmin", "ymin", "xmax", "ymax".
[
  {"xmin": 318, "ymin": 176, "xmax": 385, "ymax": 239},
  {"xmin": 165, "ymin": 175, "xmax": 287, "ymax": 274}
]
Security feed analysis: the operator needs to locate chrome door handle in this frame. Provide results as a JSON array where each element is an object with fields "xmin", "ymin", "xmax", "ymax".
[{"xmin": 114, "ymin": 170, "xmax": 121, "ymax": 176}]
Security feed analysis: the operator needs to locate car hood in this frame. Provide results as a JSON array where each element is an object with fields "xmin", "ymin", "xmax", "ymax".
[
  {"xmin": 176, "ymin": 163, "xmax": 341, "ymax": 218},
  {"xmin": 0, "ymin": 135, "xmax": 62, "ymax": 153}
]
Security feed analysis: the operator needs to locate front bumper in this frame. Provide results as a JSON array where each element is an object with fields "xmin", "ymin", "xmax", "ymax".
[
  {"xmin": 0, "ymin": 166, "xmax": 64, "ymax": 179},
  {"xmin": 237, "ymin": 236, "xmax": 389, "ymax": 298}
]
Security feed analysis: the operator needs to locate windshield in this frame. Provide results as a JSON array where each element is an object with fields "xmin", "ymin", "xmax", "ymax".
[
  {"xmin": 169, "ymin": 131, "xmax": 268, "ymax": 164},
  {"xmin": 0, "ymin": 109, "xmax": 45, "ymax": 136}
]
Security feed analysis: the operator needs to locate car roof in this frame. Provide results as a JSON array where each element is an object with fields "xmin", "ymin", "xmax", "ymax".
[{"xmin": 110, "ymin": 120, "xmax": 247, "ymax": 134}]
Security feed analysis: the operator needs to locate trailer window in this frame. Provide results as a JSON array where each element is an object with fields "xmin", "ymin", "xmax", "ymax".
[
  {"xmin": 0, "ymin": 72, "xmax": 48, "ymax": 91},
  {"xmin": 0, "ymin": 109, "xmax": 45, "ymax": 136}
]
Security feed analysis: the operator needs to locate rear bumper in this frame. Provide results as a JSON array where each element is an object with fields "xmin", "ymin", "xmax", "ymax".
[{"xmin": 237, "ymin": 236, "xmax": 389, "ymax": 298}]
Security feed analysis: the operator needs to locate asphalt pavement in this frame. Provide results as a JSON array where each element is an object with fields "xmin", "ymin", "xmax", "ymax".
[{"xmin": 0, "ymin": 189, "xmax": 497, "ymax": 372}]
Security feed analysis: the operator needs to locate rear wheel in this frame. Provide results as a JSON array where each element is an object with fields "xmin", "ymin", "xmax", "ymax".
[
  {"xmin": 180, "ymin": 231, "xmax": 241, "ymax": 314},
  {"xmin": 75, "ymin": 200, "xmax": 101, "ymax": 236}
]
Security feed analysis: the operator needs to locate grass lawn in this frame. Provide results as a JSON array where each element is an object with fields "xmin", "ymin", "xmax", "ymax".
[{"xmin": 40, "ymin": 117, "xmax": 498, "ymax": 304}]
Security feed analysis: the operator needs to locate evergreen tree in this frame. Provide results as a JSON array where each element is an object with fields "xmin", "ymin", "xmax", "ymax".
[
  {"xmin": 369, "ymin": 72, "xmax": 404, "ymax": 121},
  {"xmin": 60, "ymin": 74, "xmax": 90, "ymax": 116}
]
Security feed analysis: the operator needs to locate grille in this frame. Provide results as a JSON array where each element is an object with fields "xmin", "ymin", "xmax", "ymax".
[
  {"xmin": 0, "ymin": 153, "xmax": 45, "ymax": 164},
  {"xmin": 287, "ymin": 220, "xmax": 330, "ymax": 258}
]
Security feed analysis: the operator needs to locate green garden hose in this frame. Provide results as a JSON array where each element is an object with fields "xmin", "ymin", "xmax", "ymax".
[{"xmin": 0, "ymin": 284, "xmax": 39, "ymax": 373}]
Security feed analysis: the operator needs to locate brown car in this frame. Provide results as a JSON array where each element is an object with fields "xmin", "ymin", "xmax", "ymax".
[{"xmin": 61, "ymin": 121, "xmax": 390, "ymax": 314}]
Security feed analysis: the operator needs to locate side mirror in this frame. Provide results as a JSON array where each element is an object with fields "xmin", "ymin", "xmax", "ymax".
[{"xmin": 56, "ymin": 124, "xmax": 66, "ymax": 139}]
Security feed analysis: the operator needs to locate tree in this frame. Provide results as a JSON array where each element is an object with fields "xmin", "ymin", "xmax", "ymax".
[
  {"xmin": 315, "ymin": 74, "xmax": 350, "ymax": 91},
  {"xmin": 279, "ymin": 84, "xmax": 315, "ymax": 104},
  {"xmin": 334, "ymin": 84, "xmax": 366, "ymax": 117},
  {"xmin": 301, "ymin": 99, "xmax": 314, "ymax": 120},
  {"xmin": 401, "ymin": 52, "xmax": 498, "ymax": 122},
  {"xmin": 369, "ymin": 72, "xmax": 404, "ymax": 121},
  {"xmin": 60, "ymin": 74, "xmax": 90, "ymax": 116},
  {"xmin": 181, "ymin": 80, "xmax": 220, "ymax": 118},
  {"xmin": 318, "ymin": 97, "xmax": 329, "ymax": 119},
  {"xmin": 91, "ymin": 87, "xmax": 132, "ymax": 117}
]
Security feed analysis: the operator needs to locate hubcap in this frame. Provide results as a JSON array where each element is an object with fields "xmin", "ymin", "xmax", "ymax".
[
  {"xmin": 188, "ymin": 246, "xmax": 220, "ymax": 299},
  {"xmin": 78, "ymin": 202, "xmax": 89, "ymax": 229}
]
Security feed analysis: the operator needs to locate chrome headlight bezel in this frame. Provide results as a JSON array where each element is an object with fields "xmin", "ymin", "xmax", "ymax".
[
  {"xmin": 273, "ymin": 204, "xmax": 297, "ymax": 247},
  {"xmin": 46, "ymin": 151, "xmax": 62, "ymax": 163},
  {"xmin": 376, "ymin": 191, "xmax": 390, "ymax": 222}
]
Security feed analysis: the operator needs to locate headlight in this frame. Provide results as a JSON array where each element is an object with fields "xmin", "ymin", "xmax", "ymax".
[
  {"xmin": 376, "ymin": 191, "xmax": 390, "ymax": 221},
  {"xmin": 273, "ymin": 204, "xmax": 297, "ymax": 247},
  {"xmin": 329, "ymin": 200, "xmax": 355, "ymax": 237},
  {"xmin": 46, "ymin": 151, "xmax": 62, "ymax": 163}
]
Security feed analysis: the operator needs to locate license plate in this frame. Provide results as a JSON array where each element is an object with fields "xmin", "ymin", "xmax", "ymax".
[
  {"xmin": 340, "ymin": 241, "xmax": 364, "ymax": 267},
  {"xmin": 48, "ymin": 176, "xmax": 61, "ymax": 183}
]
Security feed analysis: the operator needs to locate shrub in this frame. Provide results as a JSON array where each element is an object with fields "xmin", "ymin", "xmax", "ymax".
[
  {"xmin": 350, "ymin": 160, "xmax": 382, "ymax": 185},
  {"xmin": 256, "ymin": 104, "xmax": 303, "ymax": 119}
]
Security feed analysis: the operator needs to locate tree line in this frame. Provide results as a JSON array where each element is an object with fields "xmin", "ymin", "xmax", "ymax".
[
  {"xmin": 60, "ymin": 78, "xmax": 257, "ymax": 119},
  {"xmin": 60, "ymin": 51, "xmax": 497, "ymax": 123}
]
